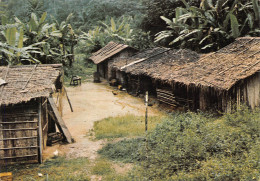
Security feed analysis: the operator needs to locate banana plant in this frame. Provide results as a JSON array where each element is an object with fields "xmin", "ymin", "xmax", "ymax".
[
  {"xmin": 155, "ymin": 0, "xmax": 260, "ymax": 52},
  {"xmin": 101, "ymin": 17, "xmax": 133, "ymax": 42},
  {"xmin": 0, "ymin": 24, "xmax": 41, "ymax": 65},
  {"xmin": 50, "ymin": 13, "xmax": 77, "ymax": 66}
]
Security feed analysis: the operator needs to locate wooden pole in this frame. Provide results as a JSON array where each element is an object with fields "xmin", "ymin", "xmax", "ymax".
[
  {"xmin": 64, "ymin": 87, "xmax": 73, "ymax": 112},
  {"xmin": 145, "ymin": 91, "xmax": 148, "ymax": 132},
  {"xmin": 38, "ymin": 101, "xmax": 43, "ymax": 164}
]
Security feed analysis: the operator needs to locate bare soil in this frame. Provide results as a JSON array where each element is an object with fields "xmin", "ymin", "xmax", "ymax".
[{"xmin": 43, "ymin": 80, "xmax": 161, "ymax": 175}]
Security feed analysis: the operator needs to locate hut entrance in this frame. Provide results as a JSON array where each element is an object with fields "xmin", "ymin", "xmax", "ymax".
[{"xmin": 127, "ymin": 75, "xmax": 156, "ymax": 96}]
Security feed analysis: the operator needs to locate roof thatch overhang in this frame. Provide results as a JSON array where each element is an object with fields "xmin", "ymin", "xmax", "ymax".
[
  {"xmin": 0, "ymin": 64, "xmax": 63, "ymax": 106},
  {"xmin": 89, "ymin": 42, "xmax": 135, "ymax": 64}
]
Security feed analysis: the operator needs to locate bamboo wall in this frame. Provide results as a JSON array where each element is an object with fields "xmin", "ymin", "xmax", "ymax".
[
  {"xmin": 0, "ymin": 101, "xmax": 39, "ymax": 165},
  {"xmin": 0, "ymin": 99, "xmax": 49, "ymax": 165}
]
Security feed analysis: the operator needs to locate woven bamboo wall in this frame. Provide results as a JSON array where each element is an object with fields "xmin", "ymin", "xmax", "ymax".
[{"xmin": 0, "ymin": 101, "xmax": 39, "ymax": 165}]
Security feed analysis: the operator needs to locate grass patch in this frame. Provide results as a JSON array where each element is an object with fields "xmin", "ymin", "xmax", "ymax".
[
  {"xmin": 91, "ymin": 158, "xmax": 114, "ymax": 175},
  {"xmin": 98, "ymin": 138, "xmax": 145, "ymax": 163},
  {"xmin": 93, "ymin": 114, "xmax": 165, "ymax": 140},
  {"xmin": 2, "ymin": 157, "xmax": 90, "ymax": 181}
]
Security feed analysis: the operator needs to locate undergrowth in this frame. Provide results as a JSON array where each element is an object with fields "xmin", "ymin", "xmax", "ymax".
[
  {"xmin": 64, "ymin": 57, "xmax": 96, "ymax": 85},
  {"xmin": 2, "ymin": 157, "xmax": 90, "ymax": 181},
  {"xmin": 98, "ymin": 108, "xmax": 260, "ymax": 180},
  {"xmin": 98, "ymin": 138, "xmax": 145, "ymax": 163},
  {"xmin": 93, "ymin": 114, "xmax": 165, "ymax": 140}
]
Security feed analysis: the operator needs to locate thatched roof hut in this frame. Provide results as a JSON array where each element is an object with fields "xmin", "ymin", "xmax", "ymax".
[
  {"xmin": 114, "ymin": 48, "xmax": 200, "ymax": 102},
  {"xmin": 89, "ymin": 41, "xmax": 136, "ymax": 79},
  {"xmin": 163, "ymin": 37, "xmax": 260, "ymax": 111},
  {"xmin": 121, "ymin": 49, "xmax": 199, "ymax": 79},
  {"xmin": 110, "ymin": 47, "xmax": 170, "ymax": 71},
  {"xmin": 0, "ymin": 64, "xmax": 62, "ymax": 106},
  {"xmin": 164, "ymin": 37, "xmax": 260, "ymax": 91},
  {"xmin": 89, "ymin": 42, "xmax": 132, "ymax": 64},
  {"xmin": 0, "ymin": 64, "xmax": 72, "ymax": 165}
]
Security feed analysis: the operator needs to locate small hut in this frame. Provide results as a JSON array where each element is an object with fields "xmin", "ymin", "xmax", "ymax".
[
  {"xmin": 0, "ymin": 64, "xmax": 72, "ymax": 165},
  {"xmin": 165, "ymin": 37, "xmax": 260, "ymax": 112},
  {"xmin": 89, "ymin": 42, "xmax": 136, "ymax": 80}
]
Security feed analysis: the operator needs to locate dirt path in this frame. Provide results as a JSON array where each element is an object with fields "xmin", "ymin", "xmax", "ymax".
[{"xmin": 43, "ymin": 81, "xmax": 161, "ymax": 160}]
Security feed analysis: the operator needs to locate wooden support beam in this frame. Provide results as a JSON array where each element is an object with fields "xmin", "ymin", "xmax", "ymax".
[
  {"xmin": 0, "ymin": 146, "xmax": 38, "ymax": 150},
  {"xmin": 0, "ymin": 154, "xmax": 38, "ymax": 160},
  {"xmin": 0, "ymin": 128, "xmax": 38, "ymax": 131},
  {"xmin": 0, "ymin": 136, "xmax": 37, "ymax": 141},
  {"xmin": 64, "ymin": 87, "xmax": 73, "ymax": 112},
  {"xmin": 48, "ymin": 97, "xmax": 73, "ymax": 143},
  {"xmin": 38, "ymin": 101, "xmax": 43, "ymax": 164},
  {"xmin": 0, "ymin": 121, "xmax": 38, "ymax": 124}
]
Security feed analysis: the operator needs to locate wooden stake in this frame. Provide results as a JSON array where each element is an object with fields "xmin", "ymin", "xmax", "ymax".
[
  {"xmin": 145, "ymin": 91, "xmax": 148, "ymax": 132},
  {"xmin": 64, "ymin": 87, "xmax": 73, "ymax": 112}
]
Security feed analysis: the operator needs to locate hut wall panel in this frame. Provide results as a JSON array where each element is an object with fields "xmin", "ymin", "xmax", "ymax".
[
  {"xmin": 246, "ymin": 72, "xmax": 260, "ymax": 109},
  {"xmin": 199, "ymin": 89, "xmax": 207, "ymax": 111},
  {"xmin": 0, "ymin": 102, "xmax": 39, "ymax": 165},
  {"xmin": 97, "ymin": 63, "xmax": 106, "ymax": 79},
  {"xmin": 107, "ymin": 50, "xmax": 136, "ymax": 80},
  {"xmin": 156, "ymin": 88, "xmax": 176, "ymax": 106},
  {"xmin": 116, "ymin": 71, "xmax": 125, "ymax": 86}
]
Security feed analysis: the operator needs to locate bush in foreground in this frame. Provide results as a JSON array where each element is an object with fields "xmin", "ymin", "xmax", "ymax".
[{"xmin": 99, "ymin": 108, "xmax": 260, "ymax": 180}]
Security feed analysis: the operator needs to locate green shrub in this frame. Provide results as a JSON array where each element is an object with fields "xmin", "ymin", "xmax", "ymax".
[
  {"xmin": 104, "ymin": 109, "xmax": 259, "ymax": 180},
  {"xmin": 98, "ymin": 138, "xmax": 145, "ymax": 163},
  {"xmin": 138, "ymin": 109, "xmax": 260, "ymax": 180}
]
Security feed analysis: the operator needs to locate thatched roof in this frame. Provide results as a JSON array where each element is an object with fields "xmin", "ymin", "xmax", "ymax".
[
  {"xmin": 0, "ymin": 64, "xmax": 62, "ymax": 106},
  {"xmin": 121, "ymin": 49, "xmax": 200, "ymax": 78},
  {"xmin": 166, "ymin": 37, "xmax": 260, "ymax": 90},
  {"xmin": 111, "ymin": 47, "xmax": 170, "ymax": 71},
  {"xmin": 89, "ymin": 42, "xmax": 134, "ymax": 64}
]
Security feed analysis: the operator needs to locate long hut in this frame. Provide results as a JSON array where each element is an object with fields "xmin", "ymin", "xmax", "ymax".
[
  {"xmin": 0, "ymin": 64, "xmax": 72, "ymax": 165},
  {"xmin": 163, "ymin": 37, "xmax": 260, "ymax": 112},
  {"xmin": 89, "ymin": 42, "xmax": 136, "ymax": 80},
  {"xmin": 120, "ymin": 48, "xmax": 200, "ymax": 107}
]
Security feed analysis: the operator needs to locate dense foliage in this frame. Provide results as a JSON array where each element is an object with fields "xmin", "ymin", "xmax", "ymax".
[
  {"xmin": 155, "ymin": 0, "xmax": 260, "ymax": 52},
  {"xmin": 0, "ymin": 12, "xmax": 76, "ymax": 66},
  {"xmin": 1, "ymin": 0, "xmax": 152, "ymax": 67},
  {"xmin": 99, "ymin": 108, "xmax": 260, "ymax": 180},
  {"xmin": 141, "ymin": 0, "xmax": 201, "ymax": 35},
  {"xmin": 1, "ymin": 0, "xmax": 259, "ymax": 65}
]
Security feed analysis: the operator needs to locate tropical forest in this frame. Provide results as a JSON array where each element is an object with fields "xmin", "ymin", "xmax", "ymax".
[{"xmin": 0, "ymin": 0, "xmax": 260, "ymax": 180}]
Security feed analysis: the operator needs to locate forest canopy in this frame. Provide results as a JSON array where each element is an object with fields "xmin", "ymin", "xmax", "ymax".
[{"xmin": 0, "ymin": 0, "xmax": 259, "ymax": 66}]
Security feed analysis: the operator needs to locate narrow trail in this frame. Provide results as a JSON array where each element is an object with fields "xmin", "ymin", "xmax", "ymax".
[{"xmin": 43, "ymin": 81, "xmax": 161, "ymax": 161}]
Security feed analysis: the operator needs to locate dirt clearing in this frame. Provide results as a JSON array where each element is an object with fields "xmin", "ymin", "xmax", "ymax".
[{"xmin": 43, "ymin": 81, "xmax": 161, "ymax": 160}]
